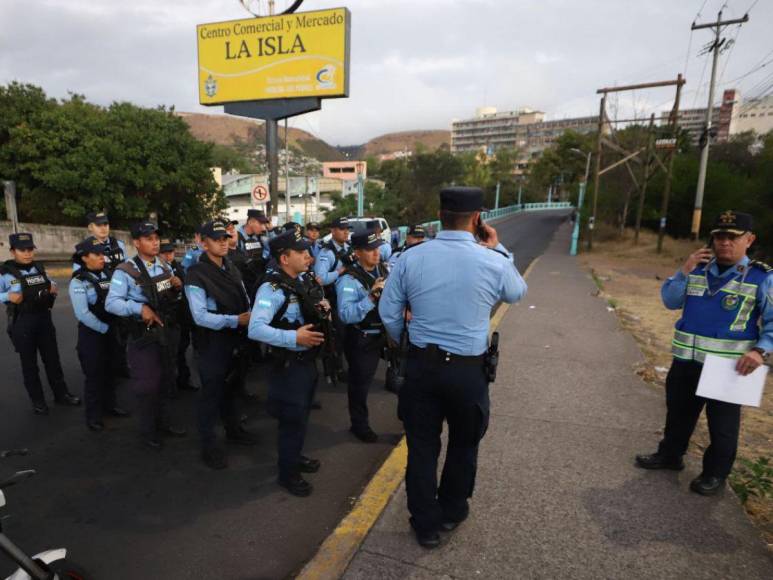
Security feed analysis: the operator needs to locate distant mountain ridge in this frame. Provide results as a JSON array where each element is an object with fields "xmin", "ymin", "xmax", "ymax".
[
  {"xmin": 178, "ymin": 112, "xmax": 345, "ymax": 162},
  {"xmin": 178, "ymin": 112, "xmax": 451, "ymax": 163}
]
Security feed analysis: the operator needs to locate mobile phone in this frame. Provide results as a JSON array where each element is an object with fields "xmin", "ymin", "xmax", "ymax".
[{"xmin": 476, "ymin": 216, "xmax": 489, "ymax": 241}]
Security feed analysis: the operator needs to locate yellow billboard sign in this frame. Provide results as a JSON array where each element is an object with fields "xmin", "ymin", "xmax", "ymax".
[{"xmin": 197, "ymin": 8, "xmax": 350, "ymax": 105}]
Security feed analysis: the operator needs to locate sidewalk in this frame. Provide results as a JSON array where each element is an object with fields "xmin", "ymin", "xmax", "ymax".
[{"xmin": 342, "ymin": 223, "xmax": 773, "ymax": 579}]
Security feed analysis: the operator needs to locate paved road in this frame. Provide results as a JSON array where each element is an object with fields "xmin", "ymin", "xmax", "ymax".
[{"xmin": 0, "ymin": 210, "xmax": 569, "ymax": 580}]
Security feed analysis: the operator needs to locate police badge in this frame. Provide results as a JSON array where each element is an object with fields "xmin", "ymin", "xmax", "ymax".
[
  {"xmin": 205, "ymin": 75, "xmax": 217, "ymax": 98},
  {"xmin": 721, "ymin": 294, "xmax": 740, "ymax": 311}
]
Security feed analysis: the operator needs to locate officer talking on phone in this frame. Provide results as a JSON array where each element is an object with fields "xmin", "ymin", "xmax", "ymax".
[
  {"xmin": 379, "ymin": 187, "xmax": 527, "ymax": 548},
  {"xmin": 636, "ymin": 211, "xmax": 773, "ymax": 496}
]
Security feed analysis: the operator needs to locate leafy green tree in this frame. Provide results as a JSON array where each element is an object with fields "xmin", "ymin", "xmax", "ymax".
[{"xmin": 0, "ymin": 84, "xmax": 225, "ymax": 236}]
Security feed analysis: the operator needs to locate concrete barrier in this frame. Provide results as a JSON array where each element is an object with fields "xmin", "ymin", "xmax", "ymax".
[{"xmin": 0, "ymin": 221, "xmax": 132, "ymax": 261}]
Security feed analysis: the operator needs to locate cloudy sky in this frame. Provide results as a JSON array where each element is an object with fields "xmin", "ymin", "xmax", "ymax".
[{"xmin": 1, "ymin": 0, "xmax": 771, "ymax": 145}]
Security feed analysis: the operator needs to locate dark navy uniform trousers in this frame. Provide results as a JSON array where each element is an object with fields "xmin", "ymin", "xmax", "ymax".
[
  {"xmin": 76, "ymin": 324, "xmax": 118, "ymax": 423},
  {"xmin": 9, "ymin": 310, "xmax": 68, "ymax": 405},
  {"xmin": 265, "ymin": 355, "xmax": 318, "ymax": 480},
  {"xmin": 657, "ymin": 359, "xmax": 741, "ymax": 479},
  {"xmin": 398, "ymin": 351, "xmax": 490, "ymax": 534},
  {"xmin": 343, "ymin": 330, "xmax": 382, "ymax": 431},
  {"xmin": 196, "ymin": 331, "xmax": 242, "ymax": 449}
]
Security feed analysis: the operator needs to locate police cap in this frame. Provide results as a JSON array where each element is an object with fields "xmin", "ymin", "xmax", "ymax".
[
  {"xmin": 200, "ymin": 220, "xmax": 230, "ymax": 240},
  {"xmin": 440, "ymin": 187, "xmax": 486, "ymax": 212},
  {"xmin": 159, "ymin": 239, "xmax": 176, "ymax": 253},
  {"xmin": 247, "ymin": 209, "xmax": 270, "ymax": 223},
  {"xmin": 710, "ymin": 211, "xmax": 753, "ymax": 236},
  {"xmin": 270, "ymin": 229, "xmax": 311, "ymax": 258},
  {"xmin": 407, "ymin": 224, "xmax": 427, "ymax": 238},
  {"xmin": 351, "ymin": 230, "xmax": 384, "ymax": 250},
  {"xmin": 75, "ymin": 236, "xmax": 106, "ymax": 256},
  {"xmin": 130, "ymin": 221, "xmax": 159, "ymax": 239},
  {"xmin": 9, "ymin": 233, "xmax": 36, "ymax": 250},
  {"xmin": 305, "ymin": 222, "xmax": 321, "ymax": 231},
  {"xmin": 86, "ymin": 211, "xmax": 110, "ymax": 225},
  {"xmin": 330, "ymin": 217, "xmax": 350, "ymax": 230}
]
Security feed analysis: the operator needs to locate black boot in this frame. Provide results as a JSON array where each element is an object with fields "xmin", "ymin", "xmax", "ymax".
[
  {"xmin": 634, "ymin": 452, "xmax": 684, "ymax": 471},
  {"xmin": 689, "ymin": 475, "xmax": 725, "ymax": 496}
]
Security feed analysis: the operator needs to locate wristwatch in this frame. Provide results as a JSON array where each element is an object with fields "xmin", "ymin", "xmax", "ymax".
[{"xmin": 751, "ymin": 347, "xmax": 770, "ymax": 361}]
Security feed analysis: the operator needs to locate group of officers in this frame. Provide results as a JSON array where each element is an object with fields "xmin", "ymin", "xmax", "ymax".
[{"xmin": 0, "ymin": 204, "xmax": 435, "ymax": 499}]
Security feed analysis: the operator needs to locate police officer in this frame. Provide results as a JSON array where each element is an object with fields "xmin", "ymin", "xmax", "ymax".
[
  {"xmin": 314, "ymin": 217, "xmax": 354, "ymax": 380},
  {"xmin": 388, "ymin": 224, "xmax": 427, "ymax": 270},
  {"xmin": 636, "ymin": 211, "xmax": 772, "ymax": 496},
  {"xmin": 337, "ymin": 230, "xmax": 389, "ymax": 443},
  {"xmin": 379, "ymin": 187, "xmax": 527, "ymax": 548},
  {"xmin": 70, "ymin": 236, "xmax": 130, "ymax": 430},
  {"xmin": 105, "ymin": 221, "xmax": 187, "ymax": 449},
  {"xmin": 236, "ymin": 210, "xmax": 271, "ymax": 301},
  {"xmin": 73, "ymin": 211, "xmax": 127, "ymax": 272},
  {"xmin": 305, "ymin": 222, "xmax": 323, "ymax": 260},
  {"xmin": 367, "ymin": 220, "xmax": 392, "ymax": 263},
  {"xmin": 0, "ymin": 233, "xmax": 80, "ymax": 414},
  {"xmin": 248, "ymin": 230, "xmax": 326, "ymax": 496},
  {"xmin": 182, "ymin": 227, "xmax": 205, "ymax": 273},
  {"xmin": 185, "ymin": 220, "xmax": 257, "ymax": 470},
  {"xmin": 159, "ymin": 239, "xmax": 197, "ymax": 394}
]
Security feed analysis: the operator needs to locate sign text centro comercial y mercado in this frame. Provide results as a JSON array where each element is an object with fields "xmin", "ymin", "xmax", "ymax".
[{"xmin": 197, "ymin": 7, "xmax": 350, "ymax": 105}]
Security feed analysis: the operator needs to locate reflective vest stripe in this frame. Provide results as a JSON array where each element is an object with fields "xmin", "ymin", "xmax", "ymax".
[{"xmin": 671, "ymin": 329, "xmax": 754, "ymax": 361}]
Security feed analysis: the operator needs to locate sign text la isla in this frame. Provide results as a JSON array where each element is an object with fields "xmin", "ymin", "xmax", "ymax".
[{"xmin": 226, "ymin": 35, "xmax": 306, "ymax": 60}]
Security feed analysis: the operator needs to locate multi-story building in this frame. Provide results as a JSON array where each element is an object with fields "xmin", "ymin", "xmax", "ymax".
[
  {"xmin": 731, "ymin": 93, "xmax": 773, "ymax": 137},
  {"xmin": 662, "ymin": 89, "xmax": 739, "ymax": 147},
  {"xmin": 451, "ymin": 107, "xmax": 598, "ymax": 163}
]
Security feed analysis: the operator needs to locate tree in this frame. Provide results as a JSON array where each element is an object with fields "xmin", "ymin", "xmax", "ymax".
[{"xmin": 0, "ymin": 83, "xmax": 225, "ymax": 236}]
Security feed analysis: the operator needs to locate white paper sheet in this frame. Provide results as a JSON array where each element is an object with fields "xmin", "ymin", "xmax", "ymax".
[{"xmin": 696, "ymin": 354, "xmax": 768, "ymax": 407}]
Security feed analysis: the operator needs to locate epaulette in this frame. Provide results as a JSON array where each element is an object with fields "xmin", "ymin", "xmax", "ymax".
[{"xmin": 750, "ymin": 260, "xmax": 772, "ymax": 273}]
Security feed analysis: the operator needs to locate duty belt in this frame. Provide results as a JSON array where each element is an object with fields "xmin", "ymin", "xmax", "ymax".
[
  {"xmin": 408, "ymin": 344, "xmax": 485, "ymax": 366},
  {"xmin": 671, "ymin": 329, "xmax": 755, "ymax": 363}
]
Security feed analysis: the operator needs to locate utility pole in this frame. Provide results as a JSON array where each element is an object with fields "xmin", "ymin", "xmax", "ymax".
[
  {"xmin": 588, "ymin": 93, "xmax": 606, "ymax": 250},
  {"xmin": 657, "ymin": 75, "xmax": 684, "ymax": 253},
  {"xmin": 690, "ymin": 9, "xmax": 749, "ymax": 239},
  {"xmin": 494, "ymin": 181, "xmax": 500, "ymax": 209},
  {"xmin": 633, "ymin": 113, "xmax": 656, "ymax": 244}
]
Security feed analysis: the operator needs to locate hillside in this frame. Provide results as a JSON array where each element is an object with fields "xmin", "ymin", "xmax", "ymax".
[
  {"xmin": 177, "ymin": 112, "xmax": 344, "ymax": 162},
  {"xmin": 340, "ymin": 130, "xmax": 451, "ymax": 159}
]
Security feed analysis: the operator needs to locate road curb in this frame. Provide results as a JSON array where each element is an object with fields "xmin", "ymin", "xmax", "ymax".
[{"xmin": 296, "ymin": 255, "xmax": 542, "ymax": 580}]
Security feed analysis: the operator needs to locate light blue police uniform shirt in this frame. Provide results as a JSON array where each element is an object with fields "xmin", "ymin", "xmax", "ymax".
[
  {"xmin": 387, "ymin": 246, "xmax": 407, "ymax": 270},
  {"xmin": 0, "ymin": 264, "xmax": 58, "ymax": 304},
  {"xmin": 184, "ymin": 267, "xmax": 242, "ymax": 331},
  {"xmin": 379, "ymin": 230, "xmax": 527, "ymax": 356},
  {"xmin": 72, "ymin": 238, "xmax": 127, "ymax": 272},
  {"xmin": 69, "ymin": 271, "xmax": 110, "ymax": 334},
  {"xmin": 336, "ymin": 265, "xmax": 385, "ymax": 334},
  {"xmin": 309, "ymin": 240, "xmax": 322, "ymax": 260},
  {"xmin": 314, "ymin": 241, "xmax": 350, "ymax": 286},
  {"xmin": 181, "ymin": 246, "xmax": 203, "ymax": 272},
  {"xmin": 248, "ymin": 277, "xmax": 308, "ymax": 351},
  {"xmin": 105, "ymin": 258, "xmax": 171, "ymax": 318},
  {"xmin": 661, "ymin": 256, "xmax": 773, "ymax": 353},
  {"xmin": 379, "ymin": 242, "xmax": 392, "ymax": 262}
]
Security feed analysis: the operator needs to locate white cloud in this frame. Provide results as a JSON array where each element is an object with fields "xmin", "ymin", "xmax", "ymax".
[{"xmin": 1, "ymin": 0, "xmax": 771, "ymax": 145}]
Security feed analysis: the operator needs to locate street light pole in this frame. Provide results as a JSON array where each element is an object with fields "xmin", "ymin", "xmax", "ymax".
[{"xmin": 570, "ymin": 149, "xmax": 592, "ymax": 256}]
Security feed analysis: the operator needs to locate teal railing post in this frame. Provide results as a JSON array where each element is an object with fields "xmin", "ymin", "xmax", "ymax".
[{"xmin": 570, "ymin": 181, "xmax": 586, "ymax": 256}]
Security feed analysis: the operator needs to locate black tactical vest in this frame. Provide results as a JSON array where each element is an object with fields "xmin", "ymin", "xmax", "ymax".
[
  {"xmin": 342, "ymin": 263, "xmax": 387, "ymax": 333},
  {"xmin": 1, "ymin": 261, "xmax": 55, "ymax": 316},
  {"xmin": 72, "ymin": 268, "xmax": 114, "ymax": 325}
]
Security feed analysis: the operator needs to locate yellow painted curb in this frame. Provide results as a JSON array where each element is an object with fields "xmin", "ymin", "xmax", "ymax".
[{"xmin": 297, "ymin": 255, "xmax": 541, "ymax": 580}]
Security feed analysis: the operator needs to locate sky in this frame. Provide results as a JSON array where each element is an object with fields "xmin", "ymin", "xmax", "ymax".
[{"xmin": 1, "ymin": 0, "xmax": 772, "ymax": 146}]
